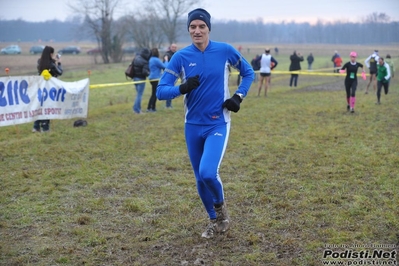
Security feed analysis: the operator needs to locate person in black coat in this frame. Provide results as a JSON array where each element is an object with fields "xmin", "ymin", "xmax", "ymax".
[
  {"xmin": 307, "ymin": 53, "xmax": 314, "ymax": 70},
  {"xmin": 132, "ymin": 48, "xmax": 151, "ymax": 114},
  {"xmin": 33, "ymin": 45, "xmax": 63, "ymax": 132},
  {"xmin": 289, "ymin": 51, "xmax": 304, "ymax": 87}
]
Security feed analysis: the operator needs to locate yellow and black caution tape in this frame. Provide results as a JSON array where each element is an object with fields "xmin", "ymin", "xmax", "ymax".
[
  {"xmin": 89, "ymin": 78, "xmax": 165, "ymax": 89},
  {"xmin": 89, "ymin": 69, "xmax": 364, "ymax": 89},
  {"xmin": 234, "ymin": 70, "xmax": 364, "ymax": 77}
]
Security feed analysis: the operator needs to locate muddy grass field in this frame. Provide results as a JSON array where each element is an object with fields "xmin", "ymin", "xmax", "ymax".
[{"xmin": 1, "ymin": 42, "xmax": 399, "ymax": 265}]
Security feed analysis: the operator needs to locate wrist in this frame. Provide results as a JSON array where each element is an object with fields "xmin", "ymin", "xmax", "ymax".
[
  {"xmin": 235, "ymin": 93, "xmax": 244, "ymax": 102},
  {"xmin": 179, "ymin": 84, "xmax": 187, "ymax": 94}
]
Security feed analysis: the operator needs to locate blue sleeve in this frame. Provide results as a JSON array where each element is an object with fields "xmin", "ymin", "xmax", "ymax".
[
  {"xmin": 156, "ymin": 54, "xmax": 182, "ymax": 100},
  {"xmin": 228, "ymin": 45, "xmax": 254, "ymax": 97},
  {"xmin": 155, "ymin": 58, "xmax": 166, "ymax": 69}
]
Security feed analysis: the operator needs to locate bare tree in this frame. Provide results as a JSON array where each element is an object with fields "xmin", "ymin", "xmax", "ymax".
[
  {"xmin": 142, "ymin": 0, "xmax": 204, "ymax": 45},
  {"xmin": 69, "ymin": 0, "xmax": 126, "ymax": 63},
  {"xmin": 121, "ymin": 13, "xmax": 165, "ymax": 49},
  {"xmin": 364, "ymin": 12, "xmax": 391, "ymax": 23}
]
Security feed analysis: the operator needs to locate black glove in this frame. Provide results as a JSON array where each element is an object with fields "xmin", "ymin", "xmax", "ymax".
[
  {"xmin": 179, "ymin": 75, "xmax": 200, "ymax": 94},
  {"xmin": 223, "ymin": 94, "xmax": 242, "ymax": 113}
]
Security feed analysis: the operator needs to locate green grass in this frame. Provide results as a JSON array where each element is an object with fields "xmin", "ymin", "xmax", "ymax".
[{"xmin": 1, "ymin": 55, "xmax": 398, "ymax": 265}]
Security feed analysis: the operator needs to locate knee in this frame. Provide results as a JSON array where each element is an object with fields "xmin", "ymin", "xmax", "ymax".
[{"xmin": 199, "ymin": 168, "xmax": 217, "ymax": 183}]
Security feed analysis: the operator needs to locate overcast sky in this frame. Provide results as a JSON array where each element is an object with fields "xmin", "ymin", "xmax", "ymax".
[{"xmin": 0, "ymin": 0, "xmax": 398, "ymax": 24}]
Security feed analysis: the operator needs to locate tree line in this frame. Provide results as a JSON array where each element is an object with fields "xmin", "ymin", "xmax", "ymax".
[
  {"xmin": 2, "ymin": 18, "xmax": 397, "ymax": 45},
  {"xmin": 0, "ymin": 0, "xmax": 397, "ymax": 65},
  {"xmin": 209, "ymin": 20, "xmax": 399, "ymax": 45}
]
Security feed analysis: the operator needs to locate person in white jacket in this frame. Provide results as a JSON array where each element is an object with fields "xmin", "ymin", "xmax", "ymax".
[
  {"xmin": 364, "ymin": 50, "xmax": 379, "ymax": 94},
  {"xmin": 257, "ymin": 49, "xmax": 278, "ymax": 97}
]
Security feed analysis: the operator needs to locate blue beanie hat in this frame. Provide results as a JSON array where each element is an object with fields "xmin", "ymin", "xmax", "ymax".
[{"xmin": 187, "ymin": 8, "xmax": 211, "ymax": 31}]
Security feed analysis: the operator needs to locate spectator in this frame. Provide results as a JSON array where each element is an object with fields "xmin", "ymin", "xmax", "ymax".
[
  {"xmin": 132, "ymin": 48, "xmax": 151, "ymax": 114},
  {"xmin": 331, "ymin": 50, "xmax": 339, "ymax": 72},
  {"xmin": 163, "ymin": 43, "xmax": 177, "ymax": 108},
  {"xmin": 236, "ymin": 48, "xmax": 243, "ymax": 86},
  {"xmin": 156, "ymin": 8, "xmax": 254, "ymax": 239},
  {"xmin": 289, "ymin": 51, "xmax": 304, "ymax": 87},
  {"xmin": 334, "ymin": 55, "xmax": 343, "ymax": 73},
  {"xmin": 364, "ymin": 50, "xmax": 379, "ymax": 94},
  {"xmin": 307, "ymin": 53, "xmax": 314, "ymax": 70},
  {"xmin": 251, "ymin": 54, "xmax": 261, "ymax": 83},
  {"xmin": 258, "ymin": 48, "xmax": 278, "ymax": 97},
  {"xmin": 33, "ymin": 46, "xmax": 63, "ymax": 132},
  {"xmin": 274, "ymin": 47, "xmax": 279, "ymax": 55},
  {"xmin": 147, "ymin": 48, "xmax": 167, "ymax": 112}
]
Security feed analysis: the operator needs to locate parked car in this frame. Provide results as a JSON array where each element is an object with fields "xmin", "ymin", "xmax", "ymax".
[
  {"xmin": 122, "ymin": 46, "xmax": 139, "ymax": 54},
  {"xmin": 1, "ymin": 45, "xmax": 21, "ymax": 54},
  {"xmin": 58, "ymin": 46, "xmax": 81, "ymax": 55},
  {"xmin": 29, "ymin": 45, "xmax": 45, "ymax": 54},
  {"xmin": 87, "ymin": 47, "xmax": 101, "ymax": 55}
]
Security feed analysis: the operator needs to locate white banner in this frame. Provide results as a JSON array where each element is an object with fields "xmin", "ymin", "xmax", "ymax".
[{"xmin": 0, "ymin": 76, "xmax": 89, "ymax": 127}]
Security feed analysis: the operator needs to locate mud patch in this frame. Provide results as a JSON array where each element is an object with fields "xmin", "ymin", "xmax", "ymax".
[{"xmin": 296, "ymin": 80, "xmax": 343, "ymax": 92}]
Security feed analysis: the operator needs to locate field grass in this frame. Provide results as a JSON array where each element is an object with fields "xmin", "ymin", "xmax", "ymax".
[{"xmin": 1, "ymin": 43, "xmax": 399, "ymax": 265}]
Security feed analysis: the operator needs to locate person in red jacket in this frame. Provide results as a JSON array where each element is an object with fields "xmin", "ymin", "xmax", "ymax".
[{"xmin": 334, "ymin": 56, "xmax": 343, "ymax": 73}]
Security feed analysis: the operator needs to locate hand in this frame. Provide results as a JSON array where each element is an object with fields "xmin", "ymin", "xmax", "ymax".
[
  {"xmin": 361, "ymin": 71, "xmax": 366, "ymax": 80},
  {"xmin": 222, "ymin": 94, "xmax": 242, "ymax": 113},
  {"xmin": 179, "ymin": 75, "xmax": 200, "ymax": 94},
  {"xmin": 339, "ymin": 69, "xmax": 346, "ymax": 74}
]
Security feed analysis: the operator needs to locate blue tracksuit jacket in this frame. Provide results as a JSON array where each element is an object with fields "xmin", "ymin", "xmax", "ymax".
[{"xmin": 156, "ymin": 40, "xmax": 254, "ymax": 125}]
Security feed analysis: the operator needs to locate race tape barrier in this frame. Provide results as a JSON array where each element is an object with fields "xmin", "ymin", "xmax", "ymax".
[
  {"xmin": 90, "ymin": 78, "xmax": 160, "ymax": 89},
  {"xmin": 89, "ymin": 70, "xmax": 362, "ymax": 89},
  {"xmin": 247, "ymin": 70, "xmax": 366, "ymax": 77}
]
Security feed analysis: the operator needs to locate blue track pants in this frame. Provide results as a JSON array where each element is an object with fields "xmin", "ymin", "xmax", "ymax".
[{"xmin": 185, "ymin": 122, "xmax": 230, "ymax": 219}]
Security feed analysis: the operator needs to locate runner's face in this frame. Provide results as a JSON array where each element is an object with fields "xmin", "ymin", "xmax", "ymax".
[
  {"xmin": 350, "ymin": 56, "xmax": 356, "ymax": 63},
  {"xmin": 189, "ymin": 20, "xmax": 209, "ymax": 47}
]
